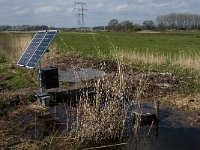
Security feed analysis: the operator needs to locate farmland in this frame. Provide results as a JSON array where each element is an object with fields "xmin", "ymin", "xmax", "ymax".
[
  {"xmin": 0, "ymin": 31, "xmax": 200, "ymax": 149},
  {"xmin": 54, "ymin": 31, "xmax": 200, "ymax": 94},
  {"xmin": 55, "ymin": 31, "xmax": 200, "ymax": 58}
]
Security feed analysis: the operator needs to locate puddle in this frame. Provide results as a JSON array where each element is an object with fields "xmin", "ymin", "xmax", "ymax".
[
  {"xmin": 16, "ymin": 103, "xmax": 200, "ymax": 150},
  {"xmin": 59, "ymin": 67, "xmax": 112, "ymax": 82}
]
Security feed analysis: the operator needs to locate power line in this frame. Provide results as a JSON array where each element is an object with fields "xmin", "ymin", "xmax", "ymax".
[{"xmin": 74, "ymin": 2, "xmax": 87, "ymax": 30}]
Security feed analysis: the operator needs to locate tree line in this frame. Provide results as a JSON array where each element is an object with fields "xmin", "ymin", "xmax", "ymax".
[
  {"xmin": 156, "ymin": 13, "xmax": 200, "ymax": 30},
  {"xmin": 106, "ymin": 13, "xmax": 200, "ymax": 31},
  {"xmin": 1, "ymin": 13, "xmax": 200, "ymax": 31},
  {"xmin": 0, "ymin": 25, "xmax": 57, "ymax": 31}
]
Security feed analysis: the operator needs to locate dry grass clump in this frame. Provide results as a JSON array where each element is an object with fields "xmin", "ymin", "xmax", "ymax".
[
  {"xmin": 172, "ymin": 53, "xmax": 200, "ymax": 70},
  {"xmin": 0, "ymin": 33, "xmax": 60, "ymax": 67},
  {"xmin": 117, "ymin": 49, "xmax": 200, "ymax": 71},
  {"xmin": 7, "ymin": 34, "xmax": 32, "ymax": 64},
  {"xmin": 117, "ymin": 51, "xmax": 168, "ymax": 66},
  {"xmin": 41, "ymin": 45, "xmax": 60, "ymax": 67},
  {"xmin": 161, "ymin": 93, "xmax": 200, "ymax": 112},
  {"xmin": 73, "ymin": 97, "xmax": 125, "ymax": 143},
  {"xmin": 62, "ymin": 61, "xmax": 149, "ymax": 148},
  {"xmin": 68, "ymin": 63, "xmax": 128, "ymax": 146}
]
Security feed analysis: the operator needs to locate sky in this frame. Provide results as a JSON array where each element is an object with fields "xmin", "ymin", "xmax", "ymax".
[{"xmin": 0, "ymin": 0, "xmax": 200, "ymax": 27}]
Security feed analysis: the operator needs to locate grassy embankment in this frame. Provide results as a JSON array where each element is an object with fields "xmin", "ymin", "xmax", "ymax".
[
  {"xmin": 0, "ymin": 32, "xmax": 59, "ymax": 90},
  {"xmin": 0, "ymin": 33, "xmax": 35, "ymax": 90}
]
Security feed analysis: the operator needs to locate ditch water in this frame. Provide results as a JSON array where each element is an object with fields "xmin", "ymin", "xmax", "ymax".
[
  {"xmin": 16, "ymin": 104, "xmax": 200, "ymax": 150},
  {"xmin": 130, "ymin": 108, "xmax": 200, "ymax": 150},
  {"xmin": 16, "ymin": 67, "xmax": 200, "ymax": 149}
]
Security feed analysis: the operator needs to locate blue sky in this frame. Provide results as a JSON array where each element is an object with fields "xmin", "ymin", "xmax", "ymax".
[{"xmin": 0, "ymin": 0, "xmax": 200, "ymax": 27}]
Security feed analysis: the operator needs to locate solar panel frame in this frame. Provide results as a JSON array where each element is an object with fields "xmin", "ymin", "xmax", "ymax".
[
  {"xmin": 25, "ymin": 30, "xmax": 57, "ymax": 69},
  {"xmin": 17, "ymin": 31, "xmax": 46, "ymax": 67}
]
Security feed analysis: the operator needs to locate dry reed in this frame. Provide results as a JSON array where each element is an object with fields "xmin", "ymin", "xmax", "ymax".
[
  {"xmin": 8, "ymin": 34, "xmax": 32, "ymax": 64},
  {"xmin": 61, "ymin": 58, "xmax": 151, "ymax": 148},
  {"xmin": 70, "ymin": 62, "xmax": 128, "ymax": 145},
  {"xmin": 117, "ymin": 50, "xmax": 167, "ymax": 65},
  {"xmin": 172, "ymin": 53, "xmax": 200, "ymax": 70},
  {"xmin": 117, "ymin": 49, "xmax": 200, "ymax": 71},
  {"xmin": 0, "ymin": 33, "xmax": 60, "ymax": 67}
]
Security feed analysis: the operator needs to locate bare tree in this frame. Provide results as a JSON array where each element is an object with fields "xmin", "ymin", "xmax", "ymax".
[
  {"xmin": 156, "ymin": 13, "xmax": 200, "ymax": 30},
  {"xmin": 120, "ymin": 20, "xmax": 134, "ymax": 31},
  {"xmin": 107, "ymin": 19, "xmax": 119, "ymax": 31}
]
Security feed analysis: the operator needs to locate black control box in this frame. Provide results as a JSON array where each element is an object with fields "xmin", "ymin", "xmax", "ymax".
[{"xmin": 40, "ymin": 67, "xmax": 59, "ymax": 89}]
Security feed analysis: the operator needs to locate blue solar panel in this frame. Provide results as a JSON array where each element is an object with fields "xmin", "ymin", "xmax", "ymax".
[
  {"xmin": 25, "ymin": 30, "xmax": 57, "ymax": 69},
  {"xmin": 17, "ymin": 31, "xmax": 46, "ymax": 66}
]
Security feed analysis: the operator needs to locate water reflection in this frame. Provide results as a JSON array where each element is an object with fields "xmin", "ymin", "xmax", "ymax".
[{"xmin": 17, "ymin": 104, "xmax": 200, "ymax": 150}]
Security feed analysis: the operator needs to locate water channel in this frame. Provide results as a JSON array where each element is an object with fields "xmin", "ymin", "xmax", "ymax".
[{"xmin": 16, "ymin": 67, "xmax": 200, "ymax": 149}]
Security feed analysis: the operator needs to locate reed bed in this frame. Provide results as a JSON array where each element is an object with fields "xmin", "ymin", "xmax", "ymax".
[
  {"xmin": 66, "ymin": 61, "xmax": 132, "ymax": 147},
  {"xmin": 117, "ymin": 49, "xmax": 200, "ymax": 71}
]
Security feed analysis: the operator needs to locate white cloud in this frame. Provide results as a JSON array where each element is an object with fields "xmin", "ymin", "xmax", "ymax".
[
  {"xmin": 34, "ymin": 5, "xmax": 60, "ymax": 13},
  {"xmin": 110, "ymin": 3, "xmax": 128, "ymax": 12},
  {"xmin": 15, "ymin": 8, "xmax": 29, "ymax": 15},
  {"xmin": 12, "ymin": 6, "xmax": 30, "ymax": 15},
  {"xmin": 155, "ymin": 1, "xmax": 190, "ymax": 9},
  {"xmin": 64, "ymin": 7, "xmax": 74, "ymax": 16},
  {"xmin": 96, "ymin": 3, "xmax": 104, "ymax": 9}
]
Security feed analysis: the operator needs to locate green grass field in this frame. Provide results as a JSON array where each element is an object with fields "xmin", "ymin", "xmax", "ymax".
[
  {"xmin": 53, "ymin": 31, "xmax": 200, "ymax": 94},
  {"xmin": 55, "ymin": 31, "xmax": 200, "ymax": 59}
]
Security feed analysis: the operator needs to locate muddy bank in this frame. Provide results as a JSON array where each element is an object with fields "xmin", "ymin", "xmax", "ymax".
[
  {"xmin": 161, "ymin": 94, "xmax": 200, "ymax": 113},
  {"xmin": 0, "ymin": 87, "xmax": 38, "ymax": 115},
  {"xmin": 1, "ymin": 56, "xmax": 200, "ymax": 113}
]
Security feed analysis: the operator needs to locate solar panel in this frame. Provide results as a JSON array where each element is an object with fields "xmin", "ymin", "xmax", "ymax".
[
  {"xmin": 17, "ymin": 30, "xmax": 57, "ymax": 69},
  {"xmin": 26, "ymin": 30, "xmax": 57, "ymax": 69},
  {"xmin": 17, "ymin": 31, "xmax": 46, "ymax": 67}
]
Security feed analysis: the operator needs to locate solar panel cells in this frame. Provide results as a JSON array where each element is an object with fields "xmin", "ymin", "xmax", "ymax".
[
  {"xmin": 25, "ymin": 30, "xmax": 57, "ymax": 69},
  {"xmin": 17, "ymin": 30, "xmax": 57, "ymax": 69},
  {"xmin": 17, "ymin": 31, "xmax": 46, "ymax": 66}
]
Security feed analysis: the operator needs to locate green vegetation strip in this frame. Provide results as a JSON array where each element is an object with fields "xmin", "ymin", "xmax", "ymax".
[
  {"xmin": 55, "ymin": 31, "xmax": 200, "ymax": 59},
  {"xmin": 54, "ymin": 31, "xmax": 200, "ymax": 94}
]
